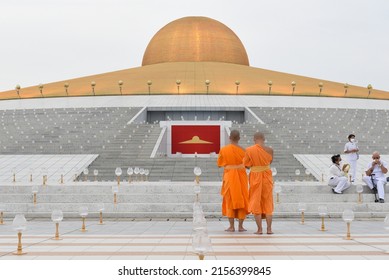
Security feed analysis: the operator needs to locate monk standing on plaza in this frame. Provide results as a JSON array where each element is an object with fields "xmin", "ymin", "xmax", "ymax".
[
  {"xmin": 217, "ymin": 130, "xmax": 249, "ymax": 232},
  {"xmin": 243, "ymin": 132, "xmax": 274, "ymax": 234}
]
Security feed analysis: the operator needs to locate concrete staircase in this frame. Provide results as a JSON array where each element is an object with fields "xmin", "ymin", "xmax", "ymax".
[{"xmin": 0, "ymin": 181, "xmax": 388, "ymax": 220}]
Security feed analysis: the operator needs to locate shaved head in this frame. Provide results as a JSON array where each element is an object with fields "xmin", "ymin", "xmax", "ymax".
[
  {"xmin": 229, "ymin": 130, "xmax": 240, "ymax": 142},
  {"xmin": 372, "ymin": 151, "xmax": 380, "ymax": 158},
  {"xmin": 254, "ymin": 132, "xmax": 265, "ymax": 141}
]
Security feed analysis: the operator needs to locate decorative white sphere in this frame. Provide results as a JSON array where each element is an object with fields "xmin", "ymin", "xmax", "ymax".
[
  {"xmin": 298, "ymin": 202, "xmax": 307, "ymax": 212},
  {"xmin": 51, "ymin": 210, "xmax": 63, "ymax": 222},
  {"xmin": 115, "ymin": 167, "xmax": 122, "ymax": 176},
  {"xmin": 79, "ymin": 206, "xmax": 88, "ymax": 218},
  {"xmin": 342, "ymin": 209, "xmax": 354, "ymax": 222},
  {"xmin": 194, "ymin": 167, "xmax": 202, "ymax": 176},
  {"xmin": 318, "ymin": 206, "xmax": 328, "ymax": 217},
  {"xmin": 13, "ymin": 214, "xmax": 27, "ymax": 232},
  {"xmin": 356, "ymin": 184, "xmax": 363, "ymax": 193}
]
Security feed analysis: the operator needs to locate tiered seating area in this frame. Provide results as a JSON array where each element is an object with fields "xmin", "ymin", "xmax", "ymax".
[{"xmin": 1, "ymin": 103, "xmax": 389, "ymax": 219}]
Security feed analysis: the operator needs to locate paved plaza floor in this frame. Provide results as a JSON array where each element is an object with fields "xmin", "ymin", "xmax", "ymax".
[{"xmin": 1, "ymin": 218, "xmax": 389, "ymax": 260}]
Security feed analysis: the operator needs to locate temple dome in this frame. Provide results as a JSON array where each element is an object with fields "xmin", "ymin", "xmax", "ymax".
[{"xmin": 142, "ymin": 16, "xmax": 249, "ymax": 66}]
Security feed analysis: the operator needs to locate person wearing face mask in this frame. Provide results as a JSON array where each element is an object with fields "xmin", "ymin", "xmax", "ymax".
[
  {"xmin": 363, "ymin": 151, "xmax": 388, "ymax": 203},
  {"xmin": 344, "ymin": 134, "xmax": 359, "ymax": 183},
  {"xmin": 328, "ymin": 154, "xmax": 351, "ymax": 194}
]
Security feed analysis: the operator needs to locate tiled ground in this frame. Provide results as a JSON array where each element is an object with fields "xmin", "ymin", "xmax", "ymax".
[{"xmin": 1, "ymin": 219, "xmax": 389, "ymax": 260}]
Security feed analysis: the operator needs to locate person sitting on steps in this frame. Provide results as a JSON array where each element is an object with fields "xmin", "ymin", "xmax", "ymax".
[{"xmin": 328, "ymin": 154, "xmax": 351, "ymax": 194}]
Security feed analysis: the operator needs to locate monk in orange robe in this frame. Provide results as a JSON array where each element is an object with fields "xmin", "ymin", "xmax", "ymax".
[
  {"xmin": 243, "ymin": 132, "xmax": 274, "ymax": 234},
  {"xmin": 217, "ymin": 130, "xmax": 249, "ymax": 232}
]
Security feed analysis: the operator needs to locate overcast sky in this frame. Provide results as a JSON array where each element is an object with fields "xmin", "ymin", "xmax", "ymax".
[{"xmin": 1, "ymin": 0, "xmax": 388, "ymax": 92}]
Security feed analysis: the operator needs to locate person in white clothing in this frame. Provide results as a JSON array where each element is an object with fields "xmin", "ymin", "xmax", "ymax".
[
  {"xmin": 328, "ymin": 154, "xmax": 351, "ymax": 194},
  {"xmin": 344, "ymin": 134, "xmax": 359, "ymax": 183},
  {"xmin": 362, "ymin": 151, "xmax": 388, "ymax": 203}
]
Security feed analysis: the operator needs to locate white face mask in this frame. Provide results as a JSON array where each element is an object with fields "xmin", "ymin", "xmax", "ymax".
[{"xmin": 350, "ymin": 139, "xmax": 355, "ymax": 143}]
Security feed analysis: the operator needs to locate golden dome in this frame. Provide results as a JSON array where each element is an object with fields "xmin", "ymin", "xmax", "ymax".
[{"xmin": 142, "ymin": 16, "xmax": 249, "ymax": 66}]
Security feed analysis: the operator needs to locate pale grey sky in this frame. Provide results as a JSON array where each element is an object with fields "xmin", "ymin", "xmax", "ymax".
[{"xmin": 1, "ymin": 0, "xmax": 388, "ymax": 92}]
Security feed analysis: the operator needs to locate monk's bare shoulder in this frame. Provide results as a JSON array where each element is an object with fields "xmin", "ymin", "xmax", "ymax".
[{"xmin": 263, "ymin": 145, "xmax": 273, "ymax": 156}]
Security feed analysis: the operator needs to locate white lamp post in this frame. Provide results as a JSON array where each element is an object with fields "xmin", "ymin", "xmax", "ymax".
[
  {"xmin": 79, "ymin": 206, "xmax": 88, "ymax": 232},
  {"xmin": 41, "ymin": 167, "xmax": 48, "ymax": 186},
  {"xmin": 12, "ymin": 169, "xmax": 16, "ymax": 183},
  {"xmin": 139, "ymin": 168, "xmax": 145, "ymax": 181},
  {"xmin": 298, "ymin": 202, "xmax": 307, "ymax": 224},
  {"xmin": 83, "ymin": 168, "xmax": 89, "ymax": 182},
  {"xmin": 12, "ymin": 214, "xmax": 27, "ymax": 255},
  {"xmin": 0, "ymin": 204, "xmax": 5, "ymax": 225},
  {"xmin": 127, "ymin": 167, "xmax": 133, "ymax": 183},
  {"xmin": 318, "ymin": 206, "xmax": 328, "ymax": 231},
  {"xmin": 384, "ymin": 214, "xmax": 389, "ymax": 253},
  {"xmin": 98, "ymin": 203, "xmax": 105, "ymax": 225},
  {"xmin": 356, "ymin": 184, "xmax": 363, "ymax": 203},
  {"xmin": 112, "ymin": 186, "xmax": 119, "ymax": 204},
  {"xmin": 93, "ymin": 169, "xmax": 98, "ymax": 182},
  {"xmin": 342, "ymin": 209, "xmax": 354, "ymax": 240},
  {"xmin": 60, "ymin": 167, "xmax": 65, "ymax": 184},
  {"xmin": 115, "ymin": 167, "xmax": 122, "ymax": 185},
  {"xmin": 295, "ymin": 169, "xmax": 301, "ymax": 181},
  {"xmin": 32, "ymin": 186, "xmax": 39, "ymax": 205},
  {"xmin": 305, "ymin": 169, "xmax": 311, "ymax": 181},
  {"xmin": 29, "ymin": 168, "xmax": 34, "ymax": 182},
  {"xmin": 134, "ymin": 167, "xmax": 140, "ymax": 181},
  {"xmin": 51, "ymin": 210, "xmax": 63, "ymax": 240},
  {"xmin": 194, "ymin": 167, "xmax": 202, "ymax": 184},
  {"xmin": 192, "ymin": 230, "xmax": 212, "ymax": 260},
  {"xmin": 144, "ymin": 169, "xmax": 150, "ymax": 181},
  {"xmin": 274, "ymin": 184, "xmax": 282, "ymax": 204}
]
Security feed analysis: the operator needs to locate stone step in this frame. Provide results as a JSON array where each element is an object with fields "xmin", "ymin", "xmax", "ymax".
[{"xmin": 0, "ymin": 194, "xmax": 222, "ymax": 203}]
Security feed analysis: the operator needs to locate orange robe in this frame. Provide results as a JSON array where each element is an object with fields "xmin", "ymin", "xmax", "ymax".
[
  {"xmin": 217, "ymin": 144, "xmax": 249, "ymax": 219},
  {"xmin": 243, "ymin": 144, "xmax": 274, "ymax": 215}
]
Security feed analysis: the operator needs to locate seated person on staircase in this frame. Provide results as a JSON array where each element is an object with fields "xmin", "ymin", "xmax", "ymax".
[
  {"xmin": 328, "ymin": 154, "xmax": 351, "ymax": 194},
  {"xmin": 362, "ymin": 151, "xmax": 387, "ymax": 203}
]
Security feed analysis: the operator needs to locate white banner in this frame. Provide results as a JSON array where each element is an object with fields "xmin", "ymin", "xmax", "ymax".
[{"xmin": 0, "ymin": 260, "xmax": 386, "ymax": 280}]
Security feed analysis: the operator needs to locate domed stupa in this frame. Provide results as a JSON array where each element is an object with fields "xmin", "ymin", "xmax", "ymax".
[
  {"xmin": 142, "ymin": 16, "xmax": 249, "ymax": 66},
  {"xmin": 1, "ymin": 16, "xmax": 387, "ymax": 99}
]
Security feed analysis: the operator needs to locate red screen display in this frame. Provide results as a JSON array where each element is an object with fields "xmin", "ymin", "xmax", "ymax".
[{"xmin": 171, "ymin": 125, "xmax": 220, "ymax": 154}]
